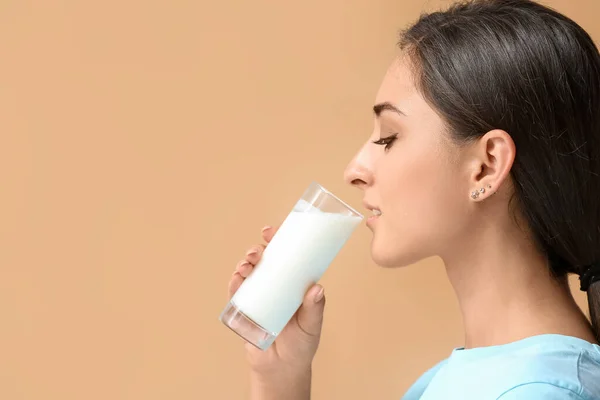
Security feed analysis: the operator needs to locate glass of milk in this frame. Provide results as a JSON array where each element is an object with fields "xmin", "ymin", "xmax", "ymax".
[{"xmin": 219, "ymin": 181, "xmax": 363, "ymax": 350}]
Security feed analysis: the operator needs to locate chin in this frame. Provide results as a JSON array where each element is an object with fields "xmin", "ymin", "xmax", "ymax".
[{"xmin": 370, "ymin": 240, "xmax": 420, "ymax": 268}]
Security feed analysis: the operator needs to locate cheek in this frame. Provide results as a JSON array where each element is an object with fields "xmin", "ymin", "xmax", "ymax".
[
  {"xmin": 373, "ymin": 144, "xmax": 466, "ymax": 264},
  {"xmin": 381, "ymin": 148, "xmax": 444, "ymax": 224}
]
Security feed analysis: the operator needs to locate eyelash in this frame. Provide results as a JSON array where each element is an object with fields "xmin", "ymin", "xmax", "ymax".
[{"xmin": 372, "ymin": 133, "xmax": 398, "ymax": 151}]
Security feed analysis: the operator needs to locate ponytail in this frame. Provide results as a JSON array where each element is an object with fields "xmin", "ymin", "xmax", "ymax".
[{"xmin": 581, "ymin": 267, "xmax": 600, "ymax": 342}]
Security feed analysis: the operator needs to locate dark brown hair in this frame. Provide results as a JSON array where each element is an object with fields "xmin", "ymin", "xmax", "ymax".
[{"xmin": 400, "ymin": 0, "xmax": 600, "ymax": 340}]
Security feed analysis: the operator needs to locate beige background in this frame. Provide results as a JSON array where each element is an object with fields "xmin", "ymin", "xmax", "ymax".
[{"xmin": 0, "ymin": 1, "xmax": 596, "ymax": 399}]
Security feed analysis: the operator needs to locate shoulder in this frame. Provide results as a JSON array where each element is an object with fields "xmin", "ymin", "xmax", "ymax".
[
  {"xmin": 402, "ymin": 359, "xmax": 448, "ymax": 400},
  {"xmin": 403, "ymin": 336, "xmax": 600, "ymax": 400},
  {"xmin": 493, "ymin": 337, "xmax": 600, "ymax": 400}
]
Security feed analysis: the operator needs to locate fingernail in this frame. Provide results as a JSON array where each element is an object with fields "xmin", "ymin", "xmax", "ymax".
[
  {"xmin": 246, "ymin": 249, "xmax": 258, "ymax": 257},
  {"xmin": 239, "ymin": 261, "xmax": 250, "ymax": 269},
  {"xmin": 261, "ymin": 226, "xmax": 272, "ymax": 233},
  {"xmin": 314, "ymin": 286, "xmax": 324, "ymax": 303}
]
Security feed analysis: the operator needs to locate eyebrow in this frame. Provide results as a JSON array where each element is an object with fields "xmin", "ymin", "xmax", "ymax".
[{"xmin": 373, "ymin": 102, "xmax": 406, "ymax": 117}]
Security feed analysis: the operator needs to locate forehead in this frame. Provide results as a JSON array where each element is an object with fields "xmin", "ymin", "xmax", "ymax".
[
  {"xmin": 373, "ymin": 55, "xmax": 454, "ymax": 151},
  {"xmin": 375, "ymin": 56, "xmax": 419, "ymax": 106}
]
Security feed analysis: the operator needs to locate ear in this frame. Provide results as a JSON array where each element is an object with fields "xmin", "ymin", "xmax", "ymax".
[{"xmin": 467, "ymin": 129, "xmax": 515, "ymax": 201}]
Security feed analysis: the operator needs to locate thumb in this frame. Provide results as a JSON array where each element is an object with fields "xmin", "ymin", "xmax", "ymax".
[{"xmin": 296, "ymin": 284, "xmax": 326, "ymax": 337}]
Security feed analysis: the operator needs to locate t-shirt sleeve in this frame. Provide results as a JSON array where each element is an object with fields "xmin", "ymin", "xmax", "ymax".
[
  {"xmin": 497, "ymin": 383, "xmax": 585, "ymax": 399},
  {"xmin": 401, "ymin": 359, "xmax": 448, "ymax": 400}
]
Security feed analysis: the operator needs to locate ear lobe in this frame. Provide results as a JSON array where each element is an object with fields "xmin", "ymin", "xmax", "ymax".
[{"xmin": 470, "ymin": 129, "xmax": 515, "ymax": 195}]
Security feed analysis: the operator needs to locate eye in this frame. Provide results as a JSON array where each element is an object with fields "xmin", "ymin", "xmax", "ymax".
[{"xmin": 372, "ymin": 133, "xmax": 398, "ymax": 151}]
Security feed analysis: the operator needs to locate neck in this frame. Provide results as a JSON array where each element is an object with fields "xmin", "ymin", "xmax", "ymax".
[{"xmin": 441, "ymin": 213, "xmax": 595, "ymax": 349}]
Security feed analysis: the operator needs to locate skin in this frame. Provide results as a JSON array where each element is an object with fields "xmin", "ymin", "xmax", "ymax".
[{"xmin": 227, "ymin": 55, "xmax": 597, "ymax": 400}]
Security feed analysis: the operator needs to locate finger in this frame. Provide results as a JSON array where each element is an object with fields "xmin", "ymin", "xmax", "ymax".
[
  {"xmin": 236, "ymin": 260, "xmax": 254, "ymax": 278},
  {"xmin": 245, "ymin": 245, "xmax": 265, "ymax": 265},
  {"xmin": 295, "ymin": 284, "xmax": 326, "ymax": 337},
  {"xmin": 261, "ymin": 225, "xmax": 280, "ymax": 244},
  {"xmin": 228, "ymin": 272, "xmax": 244, "ymax": 299}
]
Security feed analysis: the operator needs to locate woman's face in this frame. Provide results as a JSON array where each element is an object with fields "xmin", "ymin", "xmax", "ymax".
[{"xmin": 344, "ymin": 56, "xmax": 473, "ymax": 267}]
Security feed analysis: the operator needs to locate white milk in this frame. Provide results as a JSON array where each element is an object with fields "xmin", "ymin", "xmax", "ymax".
[{"xmin": 231, "ymin": 200, "xmax": 362, "ymax": 334}]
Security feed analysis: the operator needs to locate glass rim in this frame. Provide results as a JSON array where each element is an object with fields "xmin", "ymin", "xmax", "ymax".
[{"xmin": 310, "ymin": 181, "xmax": 364, "ymax": 219}]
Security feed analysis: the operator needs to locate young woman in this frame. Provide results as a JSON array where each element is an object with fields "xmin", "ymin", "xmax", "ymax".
[{"xmin": 227, "ymin": 0, "xmax": 600, "ymax": 398}]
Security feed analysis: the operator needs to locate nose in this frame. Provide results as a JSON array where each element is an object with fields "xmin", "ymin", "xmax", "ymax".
[{"xmin": 343, "ymin": 145, "xmax": 374, "ymax": 190}]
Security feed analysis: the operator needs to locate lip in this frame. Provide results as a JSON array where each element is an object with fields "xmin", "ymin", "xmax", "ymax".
[
  {"xmin": 366, "ymin": 215, "xmax": 379, "ymax": 228},
  {"xmin": 363, "ymin": 200, "xmax": 381, "ymax": 228},
  {"xmin": 363, "ymin": 200, "xmax": 378, "ymax": 211}
]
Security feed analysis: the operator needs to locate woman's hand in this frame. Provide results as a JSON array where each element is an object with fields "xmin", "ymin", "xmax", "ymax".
[{"xmin": 228, "ymin": 225, "xmax": 326, "ymax": 398}]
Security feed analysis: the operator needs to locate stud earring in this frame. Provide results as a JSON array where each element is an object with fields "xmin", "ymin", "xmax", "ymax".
[
  {"xmin": 479, "ymin": 188, "xmax": 485, "ymax": 194},
  {"xmin": 471, "ymin": 190, "xmax": 480, "ymax": 200}
]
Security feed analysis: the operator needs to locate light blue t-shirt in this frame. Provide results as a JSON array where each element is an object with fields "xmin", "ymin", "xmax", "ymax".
[{"xmin": 402, "ymin": 334, "xmax": 600, "ymax": 399}]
